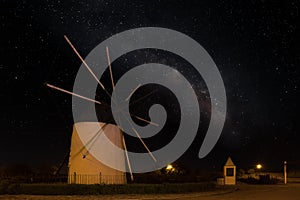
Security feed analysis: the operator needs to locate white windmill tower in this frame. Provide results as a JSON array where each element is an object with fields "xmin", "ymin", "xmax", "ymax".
[
  {"xmin": 46, "ymin": 36, "xmax": 157, "ymax": 184},
  {"xmin": 68, "ymin": 121, "xmax": 126, "ymax": 184}
]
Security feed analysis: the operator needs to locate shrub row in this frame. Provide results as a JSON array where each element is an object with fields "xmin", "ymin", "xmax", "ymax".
[
  {"xmin": 237, "ymin": 176, "xmax": 279, "ymax": 185},
  {"xmin": 0, "ymin": 181, "xmax": 215, "ymax": 195}
]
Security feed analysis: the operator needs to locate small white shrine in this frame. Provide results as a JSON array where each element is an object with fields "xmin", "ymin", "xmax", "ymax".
[{"xmin": 223, "ymin": 157, "xmax": 236, "ymax": 185}]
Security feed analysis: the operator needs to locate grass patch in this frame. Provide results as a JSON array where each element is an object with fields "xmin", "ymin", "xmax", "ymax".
[{"xmin": 0, "ymin": 182, "xmax": 215, "ymax": 195}]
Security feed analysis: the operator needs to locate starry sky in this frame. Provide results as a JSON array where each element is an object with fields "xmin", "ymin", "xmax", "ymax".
[{"xmin": 1, "ymin": 0, "xmax": 299, "ymax": 172}]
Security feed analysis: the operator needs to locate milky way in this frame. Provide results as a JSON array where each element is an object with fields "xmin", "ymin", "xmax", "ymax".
[{"xmin": 1, "ymin": 0, "xmax": 299, "ymax": 171}]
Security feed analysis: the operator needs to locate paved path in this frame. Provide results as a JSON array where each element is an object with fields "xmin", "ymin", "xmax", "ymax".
[{"xmin": 1, "ymin": 183, "xmax": 300, "ymax": 200}]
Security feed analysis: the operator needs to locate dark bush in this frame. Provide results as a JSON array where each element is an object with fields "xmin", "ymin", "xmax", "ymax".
[
  {"xmin": 0, "ymin": 182, "xmax": 216, "ymax": 195},
  {"xmin": 238, "ymin": 175, "xmax": 279, "ymax": 185}
]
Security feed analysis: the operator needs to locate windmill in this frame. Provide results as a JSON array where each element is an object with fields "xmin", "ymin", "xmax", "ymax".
[
  {"xmin": 46, "ymin": 36, "xmax": 158, "ymax": 184},
  {"xmin": 45, "ymin": 27, "xmax": 225, "ymax": 184}
]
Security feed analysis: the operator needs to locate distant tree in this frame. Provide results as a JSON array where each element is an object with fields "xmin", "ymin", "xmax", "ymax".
[
  {"xmin": 238, "ymin": 169, "xmax": 245, "ymax": 177},
  {"xmin": 0, "ymin": 165, "xmax": 6, "ymax": 176},
  {"xmin": 4, "ymin": 164, "xmax": 33, "ymax": 176},
  {"xmin": 34, "ymin": 163, "xmax": 58, "ymax": 175},
  {"xmin": 160, "ymin": 162, "xmax": 187, "ymax": 175},
  {"xmin": 247, "ymin": 168, "xmax": 255, "ymax": 174}
]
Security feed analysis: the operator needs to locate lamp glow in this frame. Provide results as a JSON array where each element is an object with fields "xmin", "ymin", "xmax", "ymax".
[
  {"xmin": 256, "ymin": 164, "xmax": 262, "ymax": 169},
  {"xmin": 166, "ymin": 164, "xmax": 173, "ymax": 170}
]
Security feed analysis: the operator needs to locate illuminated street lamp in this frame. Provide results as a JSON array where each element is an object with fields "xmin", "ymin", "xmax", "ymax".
[
  {"xmin": 256, "ymin": 164, "xmax": 262, "ymax": 178},
  {"xmin": 284, "ymin": 161, "xmax": 287, "ymax": 184},
  {"xmin": 256, "ymin": 164, "xmax": 262, "ymax": 170},
  {"xmin": 165, "ymin": 164, "xmax": 177, "ymax": 174},
  {"xmin": 166, "ymin": 164, "xmax": 174, "ymax": 171}
]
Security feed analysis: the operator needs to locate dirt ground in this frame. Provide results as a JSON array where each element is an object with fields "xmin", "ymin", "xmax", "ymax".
[{"xmin": 1, "ymin": 183, "xmax": 300, "ymax": 200}]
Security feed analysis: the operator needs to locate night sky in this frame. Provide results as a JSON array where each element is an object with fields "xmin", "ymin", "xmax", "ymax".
[{"xmin": 1, "ymin": 0, "xmax": 299, "ymax": 172}]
